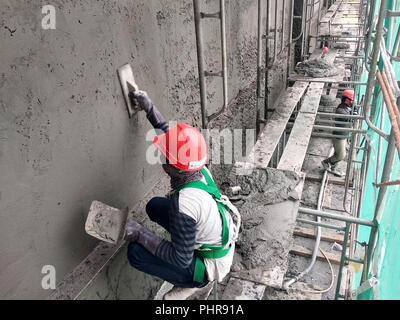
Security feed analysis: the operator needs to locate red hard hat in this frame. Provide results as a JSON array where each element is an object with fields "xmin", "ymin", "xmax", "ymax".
[
  {"xmin": 342, "ymin": 89, "xmax": 355, "ymax": 101},
  {"xmin": 323, "ymin": 46, "xmax": 329, "ymax": 53},
  {"xmin": 153, "ymin": 123, "xmax": 207, "ymax": 172}
]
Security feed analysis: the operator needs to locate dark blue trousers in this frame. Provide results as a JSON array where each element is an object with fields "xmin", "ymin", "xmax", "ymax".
[{"xmin": 127, "ymin": 197, "xmax": 209, "ymax": 288}]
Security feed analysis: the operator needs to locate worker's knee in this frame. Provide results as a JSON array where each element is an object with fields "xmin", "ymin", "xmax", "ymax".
[{"xmin": 146, "ymin": 197, "xmax": 162, "ymax": 220}]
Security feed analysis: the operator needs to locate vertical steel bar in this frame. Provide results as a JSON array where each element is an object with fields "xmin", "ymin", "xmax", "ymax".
[
  {"xmin": 366, "ymin": 128, "xmax": 397, "ymax": 275},
  {"xmin": 391, "ymin": 20, "xmax": 400, "ymax": 60},
  {"xmin": 256, "ymin": 0, "xmax": 263, "ymax": 137},
  {"xmin": 364, "ymin": 0, "xmax": 376, "ymax": 72},
  {"xmin": 301, "ymin": 0, "xmax": 308, "ymax": 60},
  {"xmin": 343, "ymin": 133, "xmax": 357, "ymax": 211},
  {"xmin": 264, "ymin": 0, "xmax": 271, "ymax": 122},
  {"xmin": 193, "ymin": 0, "xmax": 208, "ymax": 129},
  {"xmin": 220, "ymin": 0, "xmax": 228, "ymax": 119},
  {"xmin": 357, "ymin": 141, "xmax": 371, "ymax": 222},
  {"xmin": 335, "ymin": 222, "xmax": 351, "ymax": 299},
  {"xmin": 287, "ymin": 0, "xmax": 295, "ymax": 80},
  {"xmin": 306, "ymin": 0, "xmax": 314, "ymax": 58},
  {"xmin": 362, "ymin": 0, "xmax": 390, "ymax": 140},
  {"xmin": 273, "ymin": 0, "xmax": 278, "ymax": 64},
  {"xmin": 376, "ymin": 100, "xmax": 385, "ymax": 182},
  {"xmin": 281, "ymin": 0, "xmax": 286, "ymax": 53}
]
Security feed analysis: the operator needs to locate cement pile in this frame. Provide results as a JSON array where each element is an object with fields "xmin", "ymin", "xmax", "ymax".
[
  {"xmin": 222, "ymin": 168, "xmax": 301, "ymax": 271},
  {"xmin": 295, "ymin": 58, "xmax": 339, "ymax": 78},
  {"xmin": 222, "ymin": 167, "xmax": 300, "ymax": 204}
]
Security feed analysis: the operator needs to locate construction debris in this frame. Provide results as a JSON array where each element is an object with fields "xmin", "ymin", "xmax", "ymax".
[{"xmin": 295, "ymin": 58, "xmax": 339, "ymax": 78}]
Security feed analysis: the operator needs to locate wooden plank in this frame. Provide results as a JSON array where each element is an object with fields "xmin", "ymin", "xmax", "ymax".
[
  {"xmin": 299, "ymin": 82, "xmax": 326, "ymax": 114},
  {"xmin": 247, "ymin": 82, "xmax": 309, "ymax": 169},
  {"xmin": 288, "ymin": 76, "xmax": 343, "ymax": 84},
  {"xmin": 293, "ymin": 226, "xmax": 348, "ymax": 245},
  {"xmin": 320, "ymin": 1, "xmax": 343, "ymax": 23},
  {"xmin": 278, "ymin": 113, "xmax": 319, "ymax": 172},
  {"xmin": 278, "ymin": 82, "xmax": 325, "ymax": 172},
  {"xmin": 305, "ymin": 173, "xmax": 347, "ymax": 186},
  {"xmin": 290, "ymin": 244, "xmax": 347, "ymax": 265}
]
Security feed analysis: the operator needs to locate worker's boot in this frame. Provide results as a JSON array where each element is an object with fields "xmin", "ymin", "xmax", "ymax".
[
  {"xmin": 163, "ymin": 286, "xmax": 203, "ymax": 300},
  {"xmin": 330, "ymin": 167, "xmax": 344, "ymax": 177},
  {"xmin": 163, "ymin": 282, "xmax": 215, "ymax": 300},
  {"xmin": 321, "ymin": 159, "xmax": 331, "ymax": 171},
  {"xmin": 329, "ymin": 164, "xmax": 343, "ymax": 177}
]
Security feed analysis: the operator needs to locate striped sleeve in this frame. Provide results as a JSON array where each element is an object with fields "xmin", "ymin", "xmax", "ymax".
[{"xmin": 155, "ymin": 193, "xmax": 196, "ymax": 268}]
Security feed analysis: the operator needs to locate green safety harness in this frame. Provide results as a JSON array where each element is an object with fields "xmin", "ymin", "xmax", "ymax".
[{"xmin": 173, "ymin": 168, "xmax": 232, "ymax": 283}]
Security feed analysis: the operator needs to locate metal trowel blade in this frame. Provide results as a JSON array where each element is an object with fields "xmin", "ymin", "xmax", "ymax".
[
  {"xmin": 127, "ymin": 81, "xmax": 137, "ymax": 93},
  {"xmin": 117, "ymin": 63, "xmax": 140, "ymax": 118}
]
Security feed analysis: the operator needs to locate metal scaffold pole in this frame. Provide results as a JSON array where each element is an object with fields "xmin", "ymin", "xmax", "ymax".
[{"xmin": 193, "ymin": 0, "xmax": 229, "ymax": 129}]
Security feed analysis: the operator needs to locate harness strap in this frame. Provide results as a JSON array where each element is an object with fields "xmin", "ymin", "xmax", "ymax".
[{"xmin": 173, "ymin": 168, "xmax": 231, "ymax": 283}]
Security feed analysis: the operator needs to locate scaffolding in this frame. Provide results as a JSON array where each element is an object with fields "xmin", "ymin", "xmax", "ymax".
[
  {"xmin": 288, "ymin": 0, "xmax": 400, "ymax": 300},
  {"xmin": 249, "ymin": 0, "xmax": 399, "ymax": 300}
]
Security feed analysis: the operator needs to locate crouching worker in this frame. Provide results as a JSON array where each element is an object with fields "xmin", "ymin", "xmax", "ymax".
[
  {"xmin": 322, "ymin": 89, "xmax": 357, "ymax": 177},
  {"xmin": 124, "ymin": 90, "xmax": 240, "ymax": 300}
]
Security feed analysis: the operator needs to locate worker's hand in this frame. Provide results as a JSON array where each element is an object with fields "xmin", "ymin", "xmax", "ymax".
[
  {"xmin": 124, "ymin": 217, "xmax": 143, "ymax": 242},
  {"xmin": 129, "ymin": 90, "xmax": 153, "ymax": 113}
]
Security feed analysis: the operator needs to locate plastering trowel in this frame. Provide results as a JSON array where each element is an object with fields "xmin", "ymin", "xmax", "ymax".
[
  {"xmin": 85, "ymin": 201, "xmax": 129, "ymax": 244},
  {"xmin": 117, "ymin": 63, "xmax": 140, "ymax": 118}
]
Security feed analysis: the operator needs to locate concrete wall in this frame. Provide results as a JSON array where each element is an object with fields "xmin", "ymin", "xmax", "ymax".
[{"xmin": 0, "ymin": 0, "xmax": 260, "ymax": 299}]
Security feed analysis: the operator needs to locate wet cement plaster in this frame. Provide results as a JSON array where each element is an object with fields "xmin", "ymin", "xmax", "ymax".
[{"xmin": 222, "ymin": 168, "xmax": 301, "ymax": 271}]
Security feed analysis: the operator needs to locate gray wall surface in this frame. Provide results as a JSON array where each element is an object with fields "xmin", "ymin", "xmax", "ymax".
[{"xmin": 0, "ymin": 0, "xmax": 260, "ymax": 299}]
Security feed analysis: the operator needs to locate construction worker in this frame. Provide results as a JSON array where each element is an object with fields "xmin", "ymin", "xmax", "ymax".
[
  {"xmin": 322, "ymin": 89, "xmax": 357, "ymax": 176},
  {"xmin": 123, "ymin": 90, "xmax": 239, "ymax": 300}
]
